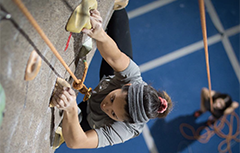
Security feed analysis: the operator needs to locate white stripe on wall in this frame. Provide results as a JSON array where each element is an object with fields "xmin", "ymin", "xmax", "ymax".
[
  {"xmin": 139, "ymin": 25, "xmax": 240, "ymax": 73},
  {"xmin": 128, "ymin": 0, "xmax": 176, "ymax": 19},
  {"xmin": 139, "ymin": 34, "xmax": 221, "ymax": 73},
  {"xmin": 142, "ymin": 125, "xmax": 159, "ymax": 153}
]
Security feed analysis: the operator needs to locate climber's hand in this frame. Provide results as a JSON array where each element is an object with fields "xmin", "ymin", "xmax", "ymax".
[
  {"xmin": 82, "ymin": 9, "xmax": 103, "ymax": 41},
  {"xmin": 52, "ymin": 87, "xmax": 77, "ymax": 112}
]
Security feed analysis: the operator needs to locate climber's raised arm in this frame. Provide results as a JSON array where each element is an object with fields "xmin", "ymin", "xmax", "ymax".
[{"xmin": 82, "ymin": 9, "xmax": 130, "ymax": 72}]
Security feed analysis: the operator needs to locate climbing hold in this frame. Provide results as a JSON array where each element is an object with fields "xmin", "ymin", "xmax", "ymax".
[
  {"xmin": 24, "ymin": 50, "xmax": 42, "ymax": 81},
  {"xmin": 0, "ymin": 83, "xmax": 6, "ymax": 127},
  {"xmin": 55, "ymin": 77, "xmax": 71, "ymax": 89},
  {"xmin": 65, "ymin": 0, "xmax": 98, "ymax": 33},
  {"xmin": 79, "ymin": 36, "xmax": 93, "ymax": 58},
  {"xmin": 49, "ymin": 78, "xmax": 71, "ymax": 108},
  {"xmin": 0, "ymin": 9, "xmax": 11, "ymax": 21},
  {"xmin": 114, "ymin": 0, "xmax": 129, "ymax": 10},
  {"xmin": 52, "ymin": 126, "xmax": 65, "ymax": 150}
]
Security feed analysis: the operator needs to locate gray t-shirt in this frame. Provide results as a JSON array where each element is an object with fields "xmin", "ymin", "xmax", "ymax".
[{"xmin": 86, "ymin": 59, "xmax": 146, "ymax": 148}]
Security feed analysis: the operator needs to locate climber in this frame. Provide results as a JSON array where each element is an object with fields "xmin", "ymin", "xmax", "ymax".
[
  {"xmin": 194, "ymin": 87, "xmax": 239, "ymax": 125},
  {"xmin": 51, "ymin": 8, "xmax": 173, "ymax": 149}
]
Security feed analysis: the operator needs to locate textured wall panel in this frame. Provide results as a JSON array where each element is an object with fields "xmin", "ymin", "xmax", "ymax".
[{"xmin": 0, "ymin": 0, "xmax": 114, "ymax": 152}]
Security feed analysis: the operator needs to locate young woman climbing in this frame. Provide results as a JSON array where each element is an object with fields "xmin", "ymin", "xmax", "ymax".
[
  {"xmin": 51, "ymin": 8, "xmax": 173, "ymax": 149},
  {"xmin": 194, "ymin": 87, "xmax": 239, "ymax": 125}
]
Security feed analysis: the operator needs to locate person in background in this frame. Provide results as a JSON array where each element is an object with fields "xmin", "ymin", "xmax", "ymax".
[{"xmin": 194, "ymin": 87, "xmax": 239, "ymax": 125}]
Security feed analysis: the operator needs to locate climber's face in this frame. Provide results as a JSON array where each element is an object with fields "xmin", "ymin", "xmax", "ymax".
[
  {"xmin": 213, "ymin": 98, "xmax": 226, "ymax": 110},
  {"xmin": 100, "ymin": 89, "xmax": 127, "ymax": 122}
]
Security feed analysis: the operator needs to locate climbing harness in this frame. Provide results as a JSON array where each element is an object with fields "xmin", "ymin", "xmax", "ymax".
[
  {"xmin": 198, "ymin": 0, "xmax": 213, "ymax": 112},
  {"xmin": 13, "ymin": 0, "xmax": 92, "ymax": 101}
]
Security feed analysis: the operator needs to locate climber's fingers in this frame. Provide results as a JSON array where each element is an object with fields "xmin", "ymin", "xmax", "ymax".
[
  {"xmin": 82, "ymin": 10, "xmax": 103, "ymax": 40},
  {"xmin": 54, "ymin": 87, "xmax": 77, "ymax": 110},
  {"xmin": 90, "ymin": 15, "xmax": 102, "ymax": 24},
  {"xmin": 90, "ymin": 9, "xmax": 102, "ymax": 23},
  {"xmin": 58, "ymin": 92, "xmax": 68, "ymax": 107},
  {"xmin": 51, "ymin": 94, "xmax": 60, "ymax": 108},
  {"xmin": 67, "ymin": 87, "xmax": 76, "ymax": 97},
  {"xmin": 90, "ymin": 9, "xmax": 100, "ymax": 16},
  {"xmin": 50, "ymin": 90, "xmax": 66, "ymax": 109},
  {"xmin": 90, "ymin": 9, "xmax": 102, "ymax": 26},
  {"xmin": 62, "ymin": 87, "xmax": 76, "ymax": 104},
  {"xmin": 52, "ymin": 93, "xmax": 66, "ymax": 109},
  {"xmin": 82, "ymin": 28, "xmax": 91, "ymax": 36},
  {"xmin": 90, "ymin": 16, "xmax": 102, "ymax": 30},
  {"xmin": 58, "ymin": 99, "xmax": 65, "ymax": 108},
  {"xmin": 53, "ymin": 87, "xmax": 64, "ymax": 102}
]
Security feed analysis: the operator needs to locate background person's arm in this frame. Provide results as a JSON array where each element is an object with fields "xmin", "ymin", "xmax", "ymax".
[
  {"xmin": 224, "ymin": 101, "xmax": 239, "ymax": 115},
  {"xmin": 201, "ymin": 87, "xmax": 216, "ymax": 100}
]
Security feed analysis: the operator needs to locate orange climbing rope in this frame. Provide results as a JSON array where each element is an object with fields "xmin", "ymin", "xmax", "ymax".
[
  {"xmin": 198, "ymin": 0, "xmax": 213, "ymax": 112},
  {"xmin": 73, "ymin": 61, "xmax": 92, "ymax": 101},
  {"xmin": 180, "ymin": 1, "xmax": 239, "ymax": 152},
  {"xmin": 13, "ymin": 0, "xmax": 79, "ymax": 83},
  {"xmin": 180, "ymin": 112, "xmax": 240, "ymax": 153},
  {"xmin": 13, "ymin": 0, "xmax": 91, "ymax": 100}
]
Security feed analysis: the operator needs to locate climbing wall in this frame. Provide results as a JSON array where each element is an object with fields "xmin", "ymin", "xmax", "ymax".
[{"xmin": 0, "ymin": 0, "xmax": 114, "ymax": 152}]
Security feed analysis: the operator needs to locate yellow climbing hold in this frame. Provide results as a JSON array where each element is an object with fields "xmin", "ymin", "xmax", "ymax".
[
  {"xmin": 52, "ymin": 126, "xmax": 65, "ymax": 150},
  {"xmin": 114, "ymin": 0, "xmax": 129, "ymax": 10},
  {"xmin": 65, "ymin": 0, "xmax": 98, "ymax": 33}
]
